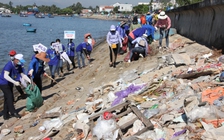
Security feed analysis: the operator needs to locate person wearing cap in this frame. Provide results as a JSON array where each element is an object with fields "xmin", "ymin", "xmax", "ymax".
[
  {"xmin": 83, "ymin": 33, "xmax": 95, "ymax": 64},
  {"xmin": 46, "ymin": 42, "xmax": 60, "ymax": 86},
  {"xmin": 55, "ymin": 39, "xmax": 66, "ymax": 77},
  {"xmin": 127, "ymin": 27, "xmax": 147, "ymax": 51},
  {"xmin": 155, "ymin": 11, "xmax": 171, "ymax": 49},
  {"xmin": 28, "ymin": 52, "xmax": 50, "ymax": 94},
  {"xmin": 146, "ymin": 12, "xmax": 154, "ymax": 25},
  {"xmin": 8, "ymin": 50, "xmax": 16, "ymax": 60},
  {"xmin": 66, "ymin": 39, "xmax": 76, "ymax": 71},
  {"xmin": 0, "ymin": 54, "xmax": 30, "ymax": 120},
  {"xmin": 8, "ymin": 50, "xmax": 28, "ymax": 101},
  {"xmin": 106, "ymin": 25, "xmax": 122, "ymax": 68},
  {"xmin": 128, "ymin": 34, "xmax": 148, "ymax": 62}
]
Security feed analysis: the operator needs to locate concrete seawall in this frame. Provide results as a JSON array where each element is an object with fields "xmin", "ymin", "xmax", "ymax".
[{"xmin": 168, "ymin": 0, "xmax": 224, "ymax": 50}]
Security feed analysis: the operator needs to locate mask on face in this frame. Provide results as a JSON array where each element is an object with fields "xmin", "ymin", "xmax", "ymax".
[
  {"xmin": 87, "ymin": 39, "xmax": 92, "ymax": 45},
  {"xmin": 10, "ymin": 56, "xmax": 14, "ymax": 60},
  {"xmin": 17, "ymin": 61, "xmax": 21, "ymax": 65}
]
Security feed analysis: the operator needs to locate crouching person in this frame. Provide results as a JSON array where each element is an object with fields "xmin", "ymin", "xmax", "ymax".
[{"xmin": 128, "ymin": 34, "xmax": 148, "ymax": 62}]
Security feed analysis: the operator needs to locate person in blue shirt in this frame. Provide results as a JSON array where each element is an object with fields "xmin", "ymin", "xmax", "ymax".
[
  {"xmin": 46, "ymin": 42, "xmax": 60, "ymax": 86},
  {"xmin": 128, "ymin": 27, "xmax": 147, "ymax": 51},
  {"xmin": 55, "ymin": 39, "xmax": 65, "ymax": 77},
  {"xmin": 146, "ymin": 12, "xmax": 154, "ymax": 25},
  {"xmin": 0, "ymin": 54, "xmax": 30, "ymax": 120},
  {"xmin": 28, "ymin": 52, "xmax": 50, "ymax": 94},
  {"xmin": 66, "ymin": 39, "xmax": 76, "ymax": 71},
  {"xmin": 8, "ymin": 50, "xmax": 27, "ymax": 101},
  {"xmin": 84, "ymin": 33, "xmax": 95, "ymax": 64},
  {"xmin": 76, "ymin": 42, "xmax": 88, "ymax": 69},
  {"xmin": 142, "ymin": 24, "xmax": 156, "ymax": 43}
]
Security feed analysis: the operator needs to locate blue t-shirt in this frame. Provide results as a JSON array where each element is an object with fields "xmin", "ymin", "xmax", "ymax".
[
  {"xmin": 142, "ymin": 25, "xmax": 155, "ymax": 40},
  {"xmin": 76, "ymin": 42, "xmax": 87, "ymax": 52},
  {"xmin": 46, "ymin": 48, "xmax": 60, "ymax": 66},
  {"xmin": 0, "ymin": 61, "xmax": 23, "ymax": 85},
  {"xmin": 86, "ymin": 43, "xmax": 92, "ymax": 51},
  {"xmin": 132, "ymin": 28, "xmax": 147, "ymax": 38}
]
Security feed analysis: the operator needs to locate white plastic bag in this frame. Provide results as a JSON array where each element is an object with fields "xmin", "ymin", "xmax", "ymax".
[{"xmin": 92, "ymin": 116, "xmax": 117, "ymax": 140}]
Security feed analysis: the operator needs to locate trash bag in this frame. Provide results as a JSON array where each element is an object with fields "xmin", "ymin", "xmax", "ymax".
[{"xmin": 25, "ymin": 84, "xmax": 43, "ymax": 111}]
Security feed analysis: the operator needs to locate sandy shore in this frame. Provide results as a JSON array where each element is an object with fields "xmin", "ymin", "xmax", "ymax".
[{"xmin": 0, "ymin": 32, "xmax": 221, "ymax": 139}]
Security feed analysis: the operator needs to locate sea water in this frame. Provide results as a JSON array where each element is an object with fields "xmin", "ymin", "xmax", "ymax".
[{"xmin": 0, "ymin": 15, "xmax": 118, "ymax": 71}]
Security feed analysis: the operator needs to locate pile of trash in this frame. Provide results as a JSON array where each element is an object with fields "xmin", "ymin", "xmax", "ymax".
[{"xmin": 2, "ymin": 39, "xmax": 224, "ymax": 140}]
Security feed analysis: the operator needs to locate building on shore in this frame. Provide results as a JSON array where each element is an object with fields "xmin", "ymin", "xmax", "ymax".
[
  {"xmin": 113, "ymin": 3, "xmax": 133, "ymax": 12},
  {"xmin": 0, "ymin": 7, "xmax": 11, "ymax": 14},
  {"xmin": 99, "ymin": 6, "xmax": 114, "ymax": 13}
]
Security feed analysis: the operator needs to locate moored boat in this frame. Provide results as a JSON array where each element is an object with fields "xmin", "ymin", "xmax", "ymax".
[
  {"xmin": 23, "ymin": 23, "xmax": 32, "ymax": 26},
  {"xmin": 26, "ymin": 28, "xmax": 36, "ymax": 32},
  {"xmin": 1, "ymin": 13, "xmax": 11, "ymax": 17},
  {"xmin": 35, "ymin": 13, "xmax": 45, "ymax": 18}
]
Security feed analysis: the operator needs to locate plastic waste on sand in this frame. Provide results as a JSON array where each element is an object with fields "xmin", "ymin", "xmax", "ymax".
[
  {"xmin": 93, "ymin": 116, "xmax": 117, "ymax": 140},
  {"xmin": 111, "ymin": 84, "xmax": 146, "ymax": 106}
]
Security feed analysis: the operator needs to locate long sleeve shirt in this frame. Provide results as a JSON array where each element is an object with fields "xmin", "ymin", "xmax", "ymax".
[
  {"xmin": 106, "ymin": 31, "xmax": 122, "ymax": 46},
  {"xmin": 131, "ymin": 37, "xmax": 149, "ymax": 56},
  {"xmin": 142, "ymin": 24, "xmax": 156, "ymax": 40},
  {"xmin": 155, "ymin": 16, "xmax": 171, "ymax": 29}
]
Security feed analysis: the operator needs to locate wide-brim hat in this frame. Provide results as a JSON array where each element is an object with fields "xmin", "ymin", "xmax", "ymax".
[
  {"xmin": 158, "ymin": 11, "xmax": 168, "ymax": 19},
  {"xmin": 35, "ymin": 52, "xmax": 50, "ymax": 62}
]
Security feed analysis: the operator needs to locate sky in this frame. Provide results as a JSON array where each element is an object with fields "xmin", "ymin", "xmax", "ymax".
[{"xmin": 1, "ymin": 0, "xmax": 141, "ymax": 8}]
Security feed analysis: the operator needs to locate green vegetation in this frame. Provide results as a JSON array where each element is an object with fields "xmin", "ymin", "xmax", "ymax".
[{"xmin": 0, "ymin": 0, "xmax": 204, "ymax": 15}]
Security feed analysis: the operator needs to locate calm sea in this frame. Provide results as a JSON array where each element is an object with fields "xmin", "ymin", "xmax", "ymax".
[{"xmin": 0, "ymin": 15, "xmax": 118, "ymax": 71}]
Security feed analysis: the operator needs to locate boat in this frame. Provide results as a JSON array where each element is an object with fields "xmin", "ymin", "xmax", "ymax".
[
  {"xmin": 1, "ymin": 13, "xmax": 11, "ymax": 17},
  {"xmin": 48, "ymin": 14, "xmax": 54, "ymax": 18},
  {"xmin": 20, "ymin": 11, "xmax": 28, "ymax": 17},
  {"xmin": 26, "ymin": 28, "xmax": 36, "ymax": 32},
  {"xmin": 23, "ymin": 23, "xmax": 32, "ymax": 26},
  {"xmin": 35, "ymin": 13, "xmax": 45, "ymax": 18}
]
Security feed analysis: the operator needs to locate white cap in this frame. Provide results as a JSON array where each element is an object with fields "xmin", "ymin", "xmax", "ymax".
[{"xmin": 14, "ymin": 54, "xmax": 26, "ymax": 63}]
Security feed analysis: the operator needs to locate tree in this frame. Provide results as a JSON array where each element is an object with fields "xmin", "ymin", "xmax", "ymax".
[
  {"xmin": 75, "ymin": 2, "xmax": 83, "ymax": 14},
  {"xmin": 133, "ymin": 4, "xmax": 149, "ymax": 14},
  {"xmin": 113, "ymin": 6, "xmax": 119, "ymax": 13},
  {"xmin": 59, "ymin": 8, "xmax": 73, "ymax": 15},
  {"xmin": 9, "ymin": 1, "xmax": 13, "ymax": 8},
  {"xmin": 95, "ymin": 5, "xmax": 99, "ymax": 13}
]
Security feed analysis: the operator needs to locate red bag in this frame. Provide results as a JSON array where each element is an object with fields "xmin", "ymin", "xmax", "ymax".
[{"xmin": 122, "ymin": 37, "xmax": 128, "ymax": 53}]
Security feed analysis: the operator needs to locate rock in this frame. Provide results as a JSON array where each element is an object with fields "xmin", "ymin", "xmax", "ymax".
[{"xmin": 14, "ymin": 125, "xmax": 24, "ymax": 133}]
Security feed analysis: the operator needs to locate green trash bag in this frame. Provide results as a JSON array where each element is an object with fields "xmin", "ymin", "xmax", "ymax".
[{"xmin": 25, "ymin": 84, "xmax": 43, "ymax": 111}]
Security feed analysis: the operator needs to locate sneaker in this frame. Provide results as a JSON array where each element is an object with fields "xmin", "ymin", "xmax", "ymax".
[
  {"xmin": 139, "ymin": 54, "xmax": 144, "ymax": 58},
  {"xmin": 11, "ymin": 113, "xmax": 21, "ymax": 119},
  {"xmin": 128, "ymin": 60, "xmax": 131, "ymax": 63}
]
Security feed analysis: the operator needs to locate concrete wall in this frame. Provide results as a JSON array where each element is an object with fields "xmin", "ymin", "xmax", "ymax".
[{"xmin": 167, "ymin": 0, "xmax": 224, "ymax": 50}]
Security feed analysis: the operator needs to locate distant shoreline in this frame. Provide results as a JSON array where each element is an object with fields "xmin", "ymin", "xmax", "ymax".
[{"xmin": 80, "ymin": 14, "xmax": 128, "ymax": 22}]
